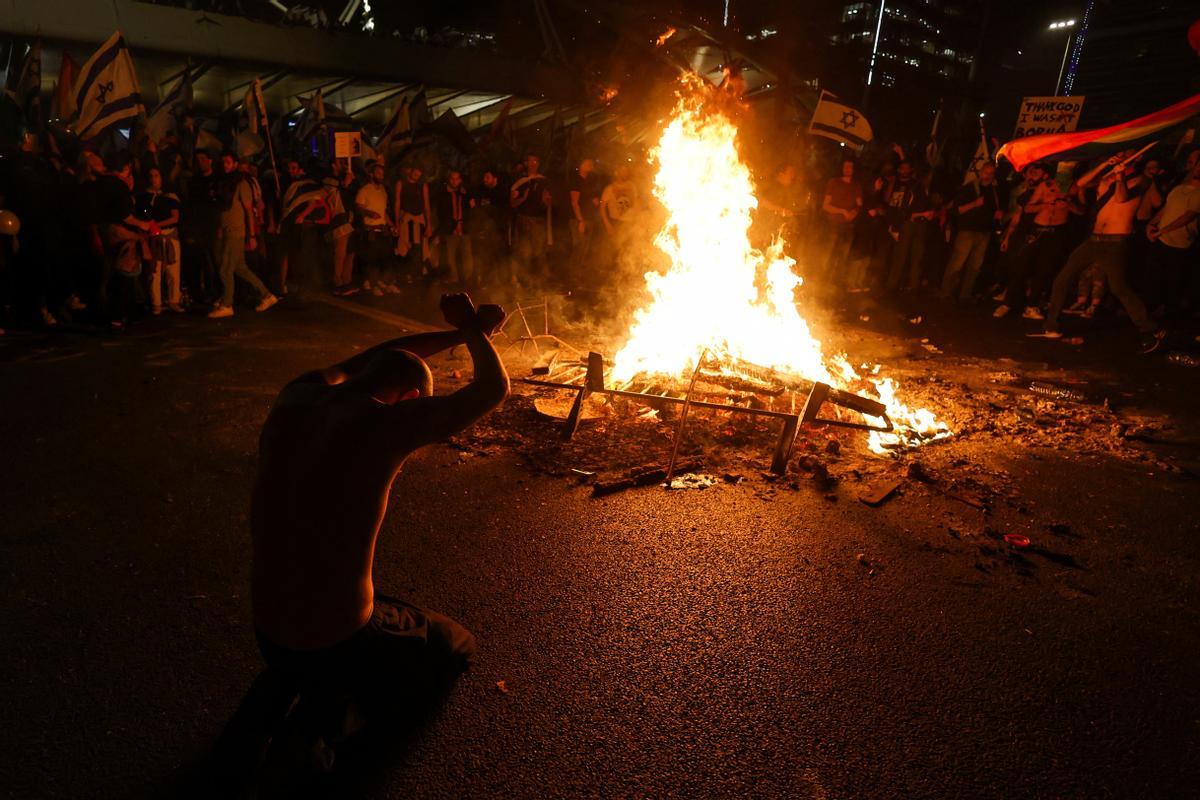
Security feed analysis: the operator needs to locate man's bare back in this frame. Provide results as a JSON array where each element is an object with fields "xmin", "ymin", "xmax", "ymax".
[{"xmin": 251, "ymin": 295, "xmax": 508, "ymax": 652}]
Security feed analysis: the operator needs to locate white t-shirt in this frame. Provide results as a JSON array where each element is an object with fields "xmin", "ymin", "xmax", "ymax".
[
  {"xmin": 355, "ymin": 183, "xmax": 389, "ymax": 228},
  {"xmin": 1158, "ymin": 182, "xmax": 1200, "ymax": 250}
]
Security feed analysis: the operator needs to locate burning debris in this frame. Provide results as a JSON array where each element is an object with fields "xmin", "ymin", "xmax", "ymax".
[{"xmin": 603, "ymin": 75, "xmax": 950, "ymax": 457}]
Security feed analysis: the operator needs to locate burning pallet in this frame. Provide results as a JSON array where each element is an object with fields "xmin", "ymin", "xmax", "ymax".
[{"xmin": 521, "ymin": 351, "xmax": 894, "ymax": 475}]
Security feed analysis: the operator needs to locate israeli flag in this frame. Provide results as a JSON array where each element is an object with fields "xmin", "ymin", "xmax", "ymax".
[
  {"xmin": 72, "ymin": 32, "xmax": 144, "ymax": 141},
  {"xmin": 145, "ymin": 67, "xmax": 192, "ymax": 145}
]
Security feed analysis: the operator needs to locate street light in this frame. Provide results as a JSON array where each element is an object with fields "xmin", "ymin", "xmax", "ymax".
[{"xmin": 1048, "ymin": 18, "xmax": 1078, "ymax": 95}]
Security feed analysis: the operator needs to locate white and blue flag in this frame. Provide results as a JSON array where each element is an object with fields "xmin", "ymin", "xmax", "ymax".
[
  {"xmin": 72, "ymin": 32, "xmax": 144, "ymax": 141},
  {"xmin": 145, "ymin": 67, "xmax": 192, "ymax": 144}
]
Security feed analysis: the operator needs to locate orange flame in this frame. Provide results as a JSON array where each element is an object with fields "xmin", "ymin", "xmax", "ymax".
[
  {"xmin": 611, "ymin": 77, "xmax": 950, "ymax": 454},
  {"xmin": 656, "ymin": 27, "xmax": 678, "ymax": 46}
]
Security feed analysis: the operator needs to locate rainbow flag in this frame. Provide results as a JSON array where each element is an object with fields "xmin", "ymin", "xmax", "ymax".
[{"xmin": 997, "ymin": 93, "xmax": 1200, "ymax": 171}]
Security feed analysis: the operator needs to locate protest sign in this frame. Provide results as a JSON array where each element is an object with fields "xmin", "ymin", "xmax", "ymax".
[
  {"xmin": 1013, "ymin": 96, "xmax": 1085, "ymax": 138},
  {"xmin": 334, "ymin": 131, "xmax": 362, "ymax": 158}
]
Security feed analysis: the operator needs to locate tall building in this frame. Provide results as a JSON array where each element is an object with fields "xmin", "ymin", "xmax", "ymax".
[
  {"xmin": 1067, "ymin": 0, "xmax": 1199, "ymax": 126},
  {"xmin": 828, "ymin": 0, "xmax": 986, "ymax": 136}
]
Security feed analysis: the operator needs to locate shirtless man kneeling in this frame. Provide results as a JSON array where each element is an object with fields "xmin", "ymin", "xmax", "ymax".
[
  {"xmin": 1036, "ymin": 153, "xmax": 1165, "ymax": 350},
  {"xmin": 251, "ymin": 293, "xmax": 508, "ymax": 705}
]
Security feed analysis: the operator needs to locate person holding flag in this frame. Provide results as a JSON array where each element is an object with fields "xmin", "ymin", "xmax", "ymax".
[{"xmin": 1034, "ymin": 152, "xmax": 1165, "ymax": 350}]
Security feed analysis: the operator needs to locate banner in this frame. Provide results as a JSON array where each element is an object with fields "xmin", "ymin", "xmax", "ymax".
[
  {"xmin": 1013, "ymin": 96, "xmax": 1085, "ymax": 138},
  {"xmin": 998, "ymin": 92, "xmax": 1200, "ymax": 171}
]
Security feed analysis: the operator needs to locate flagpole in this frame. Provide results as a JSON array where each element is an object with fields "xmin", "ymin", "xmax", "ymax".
[{"xmin": 255, "ymin": 78, "xmax": 282, "ymax": 200}]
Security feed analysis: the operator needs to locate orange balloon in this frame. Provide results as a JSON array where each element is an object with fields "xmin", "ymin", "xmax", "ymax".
[{"xmin": 0, "ymin": 209, "xmax": 20, "ymax": 236}]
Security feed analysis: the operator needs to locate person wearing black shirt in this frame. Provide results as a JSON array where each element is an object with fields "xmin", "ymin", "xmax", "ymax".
[
  {"xmin": 393, "ymin": 166, "xmax": 432, "ymax": 282},
  {"xmin": 568, "ymin": 158, "xmax": 602, "ymax": 276},
  {"xmin": 435, "ymin": 170, "xmax": 475, "ymax": 284},
  {"xmin": 884, "ymin": 162, "xmax": 937, "ymax": 291},
  {"xmin": 941, "ymin": 162, "xmax": 1003, "ymax": 301},
  {"xmin": 94, "ymin": 151, "xmax": 153, "ymax": 327},
  {"xmin": 469, "ymin": 170, "xmax": 511, "ymax": 288},
  {"xmin": 136, "ymin": 166, "xmax": 183, "ymax": 314},
  {"xmin": 183, "ymin": 150, "xmax": 220, "ymax": 304},
  {"xmin": 510, "ymin": 154, "xmax": 552, "ymax": 285}
]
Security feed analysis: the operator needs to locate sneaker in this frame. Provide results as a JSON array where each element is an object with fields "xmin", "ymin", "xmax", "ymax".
[
  {"xmin": 256, "ymin": 294, "xmax": 278, "ymax": 313},
  {"xmin": 1140, "ymin": 329, "xmax": 1166, "ymax": 354},
  {"xmin": 993, "ymin": 304, "xmax": 1011, "ymax": 319},
  {"xmin": 67, "ymin": 295, "xmax": 87, "ymax": 311},
  {"xmin": 208, "ymin": 305, "xmax": 234, "ymax": 319},
  {"xmin": 151, "ymin": 305, "xmax": 163, "ymax": 316},
  {"xmin": 1028, "ymin": 330, "xmax": 1062, "ymax": 339},
  {"xmin": 1022, "ymin": 306, "xmax": 1045, "ymax": 320},
  {"xmin": 1080, "ymin": 305, "xmax": 1097, "ymax": 319},
  {"xmin": 41, "ymin": 307, "xmax": 58, "ymax": 326}
]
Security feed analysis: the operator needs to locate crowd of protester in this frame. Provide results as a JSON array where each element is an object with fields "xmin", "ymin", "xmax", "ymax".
[
  {"xmin": 0, "ymin": 124, "xmax": 1196, "ymax": 352},
  {"xmin": 768, "ymin": 142, "xmax": 1199, "ymax": 352}
]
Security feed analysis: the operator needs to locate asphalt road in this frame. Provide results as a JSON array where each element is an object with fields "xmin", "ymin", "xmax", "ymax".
[{"xmin": 1, "ymin": 295, "xmax": 1198, "ymax": 799}]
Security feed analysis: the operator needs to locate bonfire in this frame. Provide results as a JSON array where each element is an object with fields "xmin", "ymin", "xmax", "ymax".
[{"xmin": 610, "ymin": 76, "xmax": 950, "ymax": 453}]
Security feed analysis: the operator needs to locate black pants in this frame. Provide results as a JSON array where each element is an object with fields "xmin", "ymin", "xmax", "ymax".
[
  {"xmin": 1004, "ymin": 225, "xmax": 1069, "ymax": 309},
  {"xmin": 886, "ymin": 220, "xmax": 928, "ymax": 290},
  {"xmin": 1046, "ymin": 237, "xmax": 1154, "ymax": 334},
  {"xmin": 105, "ymin": 269, "xmax": 142, "ymax": 323},
  {"xmin": 256, "ymin": 597, "xmax": 475, "ymax": 695},
  {"xmin": 359, "ymin": 228, "xmax": 395, "ymax": 285},
  {"xmin": 181, "ymin": 236, "xmax": 217, "ymax": 304},
  {"xmin": 286, "ymin": 224, "xmax": 324, "ymax": 289},
  {"xmin": 1144, "ymin": 241, "xmax": 1195, "ymax": 318}
]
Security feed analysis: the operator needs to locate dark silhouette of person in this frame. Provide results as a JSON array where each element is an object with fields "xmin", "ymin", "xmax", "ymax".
[{"xmin": 216, "ymin": 293, "xmax": 509, "ymax": 787}]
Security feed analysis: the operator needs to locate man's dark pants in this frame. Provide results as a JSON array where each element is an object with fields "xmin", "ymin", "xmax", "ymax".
[{"xmin": 1045, "ymin": 235, "xmax": 1155, "ymax": 334}]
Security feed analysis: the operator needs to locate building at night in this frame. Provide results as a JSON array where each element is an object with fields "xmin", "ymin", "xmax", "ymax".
[
  {"xmin": 827, "ymin": 0, "xmax": 986, "ymax": 136},
  {"xmin": 1066, "ymin": 0, "xmax": 1200, "ymax": 127}
]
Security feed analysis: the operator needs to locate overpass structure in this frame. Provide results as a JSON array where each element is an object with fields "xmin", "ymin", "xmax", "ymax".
[{"xmin": 1, "ymin": 0, "xmax": 810, "ymax": 143}]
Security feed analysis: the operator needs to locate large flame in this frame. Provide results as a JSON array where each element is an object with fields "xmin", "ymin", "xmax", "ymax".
[{"xmin": 611, "ymin": 78, "xmax": 950, "ymax": 453}]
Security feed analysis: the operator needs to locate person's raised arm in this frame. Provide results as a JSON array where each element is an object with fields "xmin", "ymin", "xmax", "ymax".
[
  {"xmin": 1111, "ymin": 166, "xmax": 1132, "ymax": 203},
  {"xmin": 1075, "ymin": 154, "xmax": 1122, "ymax": 189},
  {"xmin": 389, "ymin": 296, "xmax": 509, "ymax": 445}
]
